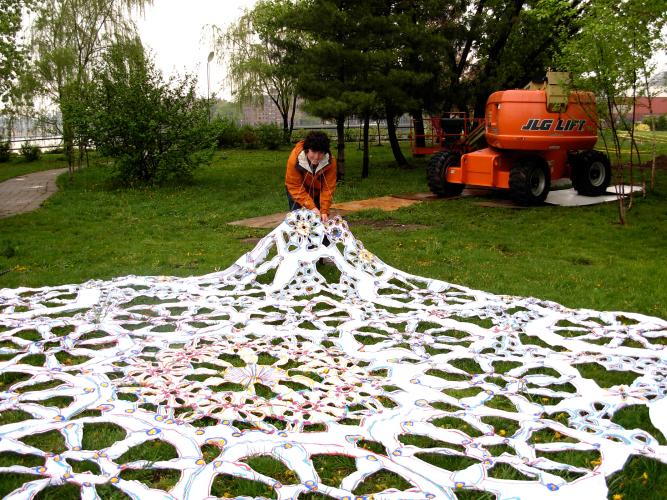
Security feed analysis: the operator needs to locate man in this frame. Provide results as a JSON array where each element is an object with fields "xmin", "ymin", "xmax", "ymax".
[{"xmin": 285, "ymin": 131, "xmax": 337, "ymax": 222}]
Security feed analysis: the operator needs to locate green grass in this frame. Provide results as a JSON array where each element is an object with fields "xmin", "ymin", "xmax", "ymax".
[
  {"xmin": 0, "ymin": 153, "xmax": 70, "ymax": 183},
  {"xmin": 608, "ymin": 455, "xmax": 667, "ymax": 500},
  {"xmin": 1, "ymin": 143, "xmax": 665, "ymax": 318},
  {"xmin": 1, "ymin": 141, "xmax": 667, "ymax": 496}
]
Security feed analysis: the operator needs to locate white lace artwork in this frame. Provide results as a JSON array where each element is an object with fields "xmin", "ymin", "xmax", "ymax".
[{"xmin": 0, "ymin": 209, "xmax": 666, "ymax": 499}]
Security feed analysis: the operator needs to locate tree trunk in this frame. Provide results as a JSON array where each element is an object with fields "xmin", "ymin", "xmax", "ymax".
[
  {"xmin": 606, "ymin": 95, "xmax": 625, "ymax": 225},
  {"xmin": 386, "ymin": 108, "xmax": 409, "ymax": 167},
  {"xmin": 411, "ymin": 109, "xmax": 426, "ymax": 157},
  {"xmin": 59, "ymin": 86, "xmax": 75, "ymax": 177},
  {"xmin": 288, "ymin": 94, "xmax": 297, "ymax": 142},
  {"xmin": 282, "ymin": 112, "xmax": 290, "ymax": 143},
  {"xmin": 376, "ymin": 119, "xmax": 382, "ymax": 145},
  {"xmin": 7, "ymin": 114, "xmax": 14, "ymax": 142},
  {"xmin": 63, "ymin": 117, "xmax": 74, "ymax": 177},
  {"xmin": 336, "ymin": 114, "xmax": 345, "ymax": 181},
  {"xmin": 77, "ymin": 141, "xmax": 85, "ymax": 170},
  {"xmin": 644, "ymin": 71, "xmax": 656, "ymax": 192},
  {"xmin": 362, "ymin": 114, "xmax": 370, "ymax": 178}
]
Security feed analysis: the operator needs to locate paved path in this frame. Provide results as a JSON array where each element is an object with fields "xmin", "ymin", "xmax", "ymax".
[{"xmin": 0, "ymin": 168, "xmax": 68, "ymax": 218}]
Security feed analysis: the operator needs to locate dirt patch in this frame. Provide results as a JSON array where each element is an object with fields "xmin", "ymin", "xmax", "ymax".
[
  {"xmin": 331, "ymin": 196, "xmax": 420, "ymax": 212},
  {"xmin": 473, "ymin": 200, "xmax": 527, "ymax": 209},
  {"xmin": 239, "ymin": 237, "xmax": 263, "ymax": 245},
  {"xmin": 348, "ymin": 218, "xmax": 429, "ymax": 230},
  {"xmin": 639, "ymin": 155, "xmax": 667, "ymax": 170},
  {"xmin": 394, "ymin": 188, "xmax": 493, "ymax": 201}
]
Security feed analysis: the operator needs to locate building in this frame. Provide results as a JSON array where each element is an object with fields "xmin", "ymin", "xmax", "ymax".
[
  {"xmin": 241, "ymin": 95, "xmax": 319, "ymax": 127},
  {"xmin": 632, "ymin": 97, "xmax": 667, "ymax": 122}
]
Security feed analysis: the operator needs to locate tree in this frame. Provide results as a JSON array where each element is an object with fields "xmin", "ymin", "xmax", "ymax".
[
  {"xmin": 369, "ymin": 1, "xmax": 446, "ymax": 168},
  {"xmin": 282, "ymin": 0, "xmax": 432, "ymax": 174},
  {"xmin": 281, "ymin": 0, "xmax": 371, "ymax": 179},
  {"xmin": 218, "ymin": 0, "xmax": 300, "ymax": 142},
  {"xmin": 422, "ymin": 0, "xmax": 582, "ymax": 117},
  {"xmin": 0, "ymin": 0, "xmax": 29, "ymax": 105},
  {"xmin": 0, "ymin": 0, "xmax": 35, "ymax": 142},
  {"xmin": 89, "ymin": 39, "xmax": 213, "ymax": 186},
  {"xmin": 558, "ymin": 0, "xmax": 667, "ymax": 223},
  {"xmin": 27, "ymin": 0, "xmax": 152, "ymax": 174}
]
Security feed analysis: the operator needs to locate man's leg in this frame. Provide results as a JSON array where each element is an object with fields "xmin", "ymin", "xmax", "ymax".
[{"xmin": 286, "ymin": 188, "xmax": 302, "ymax": 211}]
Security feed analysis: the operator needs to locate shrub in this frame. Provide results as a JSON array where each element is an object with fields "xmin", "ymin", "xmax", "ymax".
[
  {"xmin": 20, "ymin": 143, "xmax": 41, "ymax": 162},
  {"xmin": 257, "ymin": 123, "xmax": 284, "ymax": 150},
  {"xmin": 641, "ymin": 114, "xmax": 667, "ymax": 131},
  {"xmin": 0, "ymin": 142, "xmax": 11, "ymax": 162},
  {"xmin": 239, "ymin": 125, "xmax": 260, "ymax": 149},
  {"xmin": 344, "ymin": 127, "xmax": 359, "ymax": 143},
  {"xmin": 90, "ymin": 40, "xmax": 214, "ymax": 186},
  {"xmin": 210, "ymin": 117, "xmax": 241, "ymax": 148},
  {"xmin": 290, "ymin": 129, "xmax": 309, "ymax": 143}
]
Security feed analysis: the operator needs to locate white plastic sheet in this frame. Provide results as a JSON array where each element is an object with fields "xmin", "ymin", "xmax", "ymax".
[{"xmin": 0, "ymin": 209, "xmax": 665, "ymax": 499}]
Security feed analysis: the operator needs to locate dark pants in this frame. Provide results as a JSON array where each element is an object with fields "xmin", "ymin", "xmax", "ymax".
[{"xmin": 286, "ymin": 188, "xmax": 319, "ymax": 211}]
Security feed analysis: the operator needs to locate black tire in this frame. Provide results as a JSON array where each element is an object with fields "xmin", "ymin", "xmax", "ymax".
[
  {"xmin": 426, "ymin": 151, "xmax": 465, "ymax": 197},
  {"xmin": 571, "ymin": 150, "xmax": 612, "ymax": 196},
  {"xmin": 509, "ymin": 157, "xmax": 551, "ymax": 206}
]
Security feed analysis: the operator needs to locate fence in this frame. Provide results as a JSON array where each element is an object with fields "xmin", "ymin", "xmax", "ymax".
[{"xmin": 5, "ymin": 136, "xmax": 64, "ymax": 152}]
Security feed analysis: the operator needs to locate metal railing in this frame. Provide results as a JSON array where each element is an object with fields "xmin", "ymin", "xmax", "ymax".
[{"xmin": 4, "ymin": 136, "xmax": 64, "ymax": 152}]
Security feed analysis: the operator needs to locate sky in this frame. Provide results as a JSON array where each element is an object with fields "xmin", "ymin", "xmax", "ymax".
[
  {"xmin": 134, "ymin": 0, "xmax": 258, "ymax": 100},
  {"xmin": 134, "ymin": 2, "xmax": 667, "ymax": 101}
]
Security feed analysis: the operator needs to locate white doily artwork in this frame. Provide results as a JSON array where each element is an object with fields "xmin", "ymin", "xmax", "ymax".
[{"xmin": 0, "ymin": 209, "xmax": 666, "ymax": 500}]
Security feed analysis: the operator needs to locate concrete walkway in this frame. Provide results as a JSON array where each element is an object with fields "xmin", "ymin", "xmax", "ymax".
[{"xmin": 0, "ymin": 168, "xmax": 68, "ymax": 218}]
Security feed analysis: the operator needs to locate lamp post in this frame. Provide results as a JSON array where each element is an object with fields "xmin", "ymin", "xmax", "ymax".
[{"xmin": 207, "ymin": 51, "xmax": 215, "ymax": 123}]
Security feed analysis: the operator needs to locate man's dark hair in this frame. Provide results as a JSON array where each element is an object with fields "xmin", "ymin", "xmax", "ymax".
[{"xmin": 303, "ymin": 131, "xmax": 331, "ymax": 154}]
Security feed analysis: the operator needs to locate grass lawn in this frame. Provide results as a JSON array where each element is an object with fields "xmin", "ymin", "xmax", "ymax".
[
  {"xmin": 1, "ymin": 140, "xmax": 667, "ymax": 497},
  {"xmin": 0, "ymin": 153, "xmax": 70, "ymax": 183},
  {"xmin": 1, "ymin": 141, "xmax": 666, "ymax": 319}
]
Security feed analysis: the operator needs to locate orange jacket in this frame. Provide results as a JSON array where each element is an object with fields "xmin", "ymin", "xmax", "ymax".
[{"xmin": 285, "ymin": 140, "xmax": 337, "ymax": 215}]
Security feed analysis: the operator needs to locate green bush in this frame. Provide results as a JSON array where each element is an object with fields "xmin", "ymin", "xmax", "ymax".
[
  {"xmin": 257, "ymin": 123, "xmax": 284, "ymax": 150},
  {"xmin": 289, "ymin": 128, "xmax": 307, "ymax": 143},
  {"xmin": 290, "ymin": 128, "xmax": 334, "ymax": 144},
  {"xmin": 239, "ymin": 125, "xmax": 260, "ymax": 149},
  {"xmin": 90, "ymin": 40, "xmax": 214, "ymax": 186},
  {"xmin": 344, "ymin": 127, "xmax": 359, "ymax": 143},
  {"xmin": 641, "ymin": 114, "xmax": 667, "ymax": 131},
  {"xmin": 210, "ymin": 117, "xmax": 241, "ymax": 148},
  {"xmin": 0, "ymin": 142, "xmax": 11, "ymax": 162},
  {"xmin": 20, "ymin": 143, "xmax": 41, "ymax": 162}
]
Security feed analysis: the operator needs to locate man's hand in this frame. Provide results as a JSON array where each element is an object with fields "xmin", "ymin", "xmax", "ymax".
[{"xmin": 311, "ymin": 207, "xmax": 328, "ymax": 222}]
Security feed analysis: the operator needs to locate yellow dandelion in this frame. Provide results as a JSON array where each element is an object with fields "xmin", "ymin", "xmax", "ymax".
[
  {"xmin": 499, "ymin": 429, "xmax": 506, "ymax": 436},
  {"xmin": 612, "ymin": 494, "xmax": 623, "ymax": 500}
]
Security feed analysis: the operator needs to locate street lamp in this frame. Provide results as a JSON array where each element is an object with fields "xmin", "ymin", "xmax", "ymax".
[{"xmin": 207, "ymin": 51, "xmax": 215, "ymax": 123}]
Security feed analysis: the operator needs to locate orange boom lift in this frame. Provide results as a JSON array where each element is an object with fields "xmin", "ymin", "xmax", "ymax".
[{"xmin": 417, "ymin": 72, "xmax": 611, "ymax": 205}]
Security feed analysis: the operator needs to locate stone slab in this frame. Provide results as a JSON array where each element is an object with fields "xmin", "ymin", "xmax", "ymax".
[{"xmin": 545, "ymin": 185, "xmax": 644, "ymax": 206}]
